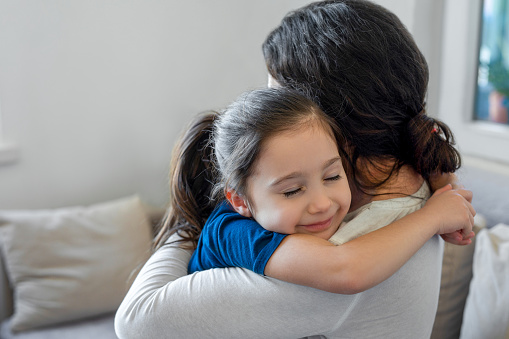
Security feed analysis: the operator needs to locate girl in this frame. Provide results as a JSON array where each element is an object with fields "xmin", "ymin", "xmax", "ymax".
[{"xmin": 160, "ymin": 87, "xmax": 473, "ymax": 294}]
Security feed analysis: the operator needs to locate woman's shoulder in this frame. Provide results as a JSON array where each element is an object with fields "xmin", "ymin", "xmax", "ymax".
[
  {"xmin": 329, "ymin": 182, "xmax": 431, "ymax": 245},
  {"xmin": 373, "ymin": 180, "xmax": 431, "ymax": 208}
]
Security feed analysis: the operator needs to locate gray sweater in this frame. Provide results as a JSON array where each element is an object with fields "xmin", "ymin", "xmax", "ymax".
[{"xmin": 115, "ymin": 183, "xmax": 442, "ymax": 338}]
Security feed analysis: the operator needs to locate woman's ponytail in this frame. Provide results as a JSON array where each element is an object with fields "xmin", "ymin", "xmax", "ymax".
[
  {"xmin": 406, "ymin": 112, "xmax": 461, "ymax": 180},
  {"xmin": 153, "ymin": 111, "xmax": 219, "ymax": 250}
]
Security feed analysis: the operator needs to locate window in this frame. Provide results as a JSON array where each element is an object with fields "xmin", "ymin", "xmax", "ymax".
[
  {"xmin": 475, "ymin": 0, "xmax": 509, "ymax": 124},
  {"xmin": 438, "ymin": 0, "xmax": 509, "ymax": 164}
]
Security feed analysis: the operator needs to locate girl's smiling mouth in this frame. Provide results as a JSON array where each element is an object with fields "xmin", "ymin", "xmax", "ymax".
[{"xmin": 299, "ymin": 217, "xmax": 334, "ymax": 232}]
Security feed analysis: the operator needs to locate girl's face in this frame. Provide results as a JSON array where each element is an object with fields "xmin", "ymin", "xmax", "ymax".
[{"xmin": 242, "ymin": 123, "xmax": 351, "ymax": 240}]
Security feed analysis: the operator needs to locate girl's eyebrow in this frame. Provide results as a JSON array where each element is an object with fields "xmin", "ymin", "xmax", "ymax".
[
  {"xmin": 270, "ymin": 172, "xmax": 302, "ymax": 188},
  {"xmin": 323, "ymin": 156, "xmax": 342, "ymax": 169},
  {"xmin": 269, "ymin": 156, "xmax": 342, "ymax": 187}
]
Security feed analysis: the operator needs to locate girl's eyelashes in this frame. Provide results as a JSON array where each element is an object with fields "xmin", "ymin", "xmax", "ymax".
[
  {"xmin": 282, "ymin": 175, "xmax": 341, "ymax": 197},
  {"xmin": 283, "ymin": 188, "xmax": 302, "ymax": 198}
]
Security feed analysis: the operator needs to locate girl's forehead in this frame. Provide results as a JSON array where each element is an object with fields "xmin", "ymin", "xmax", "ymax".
[{"xmin": 251, "ymin": 120, "xmax": 341, "ymax": 180}]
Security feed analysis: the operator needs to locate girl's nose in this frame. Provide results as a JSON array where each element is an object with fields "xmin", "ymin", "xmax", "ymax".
[{"xmin": 308, "ymin": 190, "xmax": 332, "ymax": 214}]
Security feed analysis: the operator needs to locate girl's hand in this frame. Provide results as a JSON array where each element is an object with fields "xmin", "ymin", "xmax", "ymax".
[
  {"xmin": 440, "ymin": 230, "xmax": 475, "ymax": 245},
  {"xmin": 421, "ymin": 184, "xmax": 476, "ymax": 240}
]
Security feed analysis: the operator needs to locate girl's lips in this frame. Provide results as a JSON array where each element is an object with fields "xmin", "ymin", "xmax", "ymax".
[{"xmin": 299, "ymin": 217, "xmax": 333, "ymax": 232}]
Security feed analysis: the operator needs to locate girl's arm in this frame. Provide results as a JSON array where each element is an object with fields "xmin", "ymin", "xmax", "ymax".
[{"xmin": 264, "ymin": 185, "xmax": 475, "ymax": 294}]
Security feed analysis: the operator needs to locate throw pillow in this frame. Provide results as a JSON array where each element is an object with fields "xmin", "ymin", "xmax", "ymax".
[
  {"xmin": 0, "ymin": 195, "xmax": 152, "ymax": 332},
  {"xmin": 460, "ymin": 223, "xmax": 509, "ymax": 339}
]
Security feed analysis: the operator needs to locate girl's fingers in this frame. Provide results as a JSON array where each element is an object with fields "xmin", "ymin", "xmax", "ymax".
[
  {"xmin": 456, "ymin": 189, "xmax": 473, "ymax": 203},
  {"xmin": 441, "ymin": 230, "xmax": 475, "ymax": 245},
  {"xmin": 467, "ymin": 202, "xmax": 476, "ymax": 217},
  {"xmin": 441, "ymin": 232, "xmax": 462, "ymax": 245}
]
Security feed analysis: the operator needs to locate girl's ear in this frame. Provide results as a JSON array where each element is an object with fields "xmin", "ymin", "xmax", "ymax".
[{"xmin": 226, "ymin": 189, "xmax": 252, "ymax": 218}]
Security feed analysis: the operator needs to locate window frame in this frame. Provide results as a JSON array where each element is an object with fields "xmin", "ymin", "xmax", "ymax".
[{"xmin": 438, "ymin": 0, "xmax": 509, "ymax": 164}]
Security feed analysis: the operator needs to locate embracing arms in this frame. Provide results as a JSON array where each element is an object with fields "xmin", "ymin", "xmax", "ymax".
[
  {"xmin": 114, "ymin": 235, "xmax": 348, "ymax": 338},
  {"xmin": 264, "ymin": 185, "xmax": 475, "ymax": 294},
  {"xmin": 115, "ymin": 184, "xmax": 475, "ymax": 338}
]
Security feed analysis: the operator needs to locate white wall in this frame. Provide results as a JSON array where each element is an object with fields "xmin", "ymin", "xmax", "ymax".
[
  {"xmin": 0, "ymin": 0, "xmax": 311, "ymax": 209},
  {"xmin": 0, "ymin": 0, "xmax": 435, "ymax": 210}
]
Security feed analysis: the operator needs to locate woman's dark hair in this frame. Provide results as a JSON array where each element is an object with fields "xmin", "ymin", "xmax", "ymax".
[
  {"xmin": 153, "ymin": 88, "xmax": 348, "ymax": 250},
  {"xmin": 262, "ymin": 0, "xmax": 460, "ymax": 193}
]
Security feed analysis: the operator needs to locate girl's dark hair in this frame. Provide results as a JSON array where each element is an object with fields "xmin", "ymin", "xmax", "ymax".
[
  {"xmin": 152, "ymin": 111, "xmax": 217, "ymax": 250},
  {"xmin": 153, "ymin": 88, "xmax": 348, "ymax": 250},
  {"xmin": 262, "ymin": 0, "xmax": 460, "ymax": 193}
]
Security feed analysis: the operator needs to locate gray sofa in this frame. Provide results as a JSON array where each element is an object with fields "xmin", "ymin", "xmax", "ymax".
[
  {"xmin": 0, "ymin": 196, "xmax": 162, "ymax": 339},
  {"xmin": 0, "ymin": 162, "xmax": 508, "ymax": 339}
]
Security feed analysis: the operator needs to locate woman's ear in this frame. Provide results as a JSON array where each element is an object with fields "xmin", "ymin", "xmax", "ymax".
[{"xmin": 226, "ymin": 189, "xmax": 252, "ymax": 218}]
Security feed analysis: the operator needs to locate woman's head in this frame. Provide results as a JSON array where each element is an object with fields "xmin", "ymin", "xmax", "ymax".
[{"xmin": 263, "ymin": 0, "xmax": 460, "ymax": 190}]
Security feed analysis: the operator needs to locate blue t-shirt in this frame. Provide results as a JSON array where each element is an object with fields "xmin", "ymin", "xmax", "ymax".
[{"xmin": 188, "ymin": 201, "xmax": 287, "ymax": 275}]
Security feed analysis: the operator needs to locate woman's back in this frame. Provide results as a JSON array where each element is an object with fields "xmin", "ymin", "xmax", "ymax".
[{"xmin": 322, "ymin": 183, "xmax": 442, "ymax": 337}]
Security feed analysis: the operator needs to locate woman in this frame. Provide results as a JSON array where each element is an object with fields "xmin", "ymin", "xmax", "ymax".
[{"xmin": 115, "ymin": 1, "xmax": 474, "ymax": 338}]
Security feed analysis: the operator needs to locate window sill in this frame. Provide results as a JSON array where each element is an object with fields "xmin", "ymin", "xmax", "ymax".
[
  {"xmin": 463, "ymin": 155, "xmax": 509, "ymax": 176},
  {"xmin": 0, "ymin": 143, "xmax": 19, "ymax": 165}
]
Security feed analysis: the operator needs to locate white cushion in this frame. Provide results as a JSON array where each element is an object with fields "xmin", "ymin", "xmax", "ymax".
[
  {"xmin": 0, "ymin": 196, "xmax": 152, "ymax": 332},
  {"xmin": 460, "ymin": 223, "xmax": 509, "ymax": 339}
]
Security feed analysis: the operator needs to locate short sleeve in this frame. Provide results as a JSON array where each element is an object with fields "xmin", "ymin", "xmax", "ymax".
[{"xmin": 188, "ymin": 202, "xmax": 287, "ymax": 275}]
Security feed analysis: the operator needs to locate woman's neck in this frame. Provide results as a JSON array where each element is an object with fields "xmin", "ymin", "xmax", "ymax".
[{"xmin": 349, "ymin": 162, "xmax": 424, "ymax": 212}]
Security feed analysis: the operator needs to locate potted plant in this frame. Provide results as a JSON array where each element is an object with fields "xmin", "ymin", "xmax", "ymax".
[{"xmin": 488, "ymin": 59, "xmax": 509, "ymax": 124}]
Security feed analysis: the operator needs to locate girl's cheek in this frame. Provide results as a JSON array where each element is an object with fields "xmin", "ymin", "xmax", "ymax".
[{"xmin": 280, "ymin": 206, "xmax": 300, "ymax": 226}]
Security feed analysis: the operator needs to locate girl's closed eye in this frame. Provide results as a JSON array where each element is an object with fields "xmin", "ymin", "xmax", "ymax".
[
  {"xmin": 325, "ymin": 174, "xmax": 341, "ymax": 182},
  {"xmin": 283, "ymin": 187, "xmax": 303, "ymax": 198}
]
